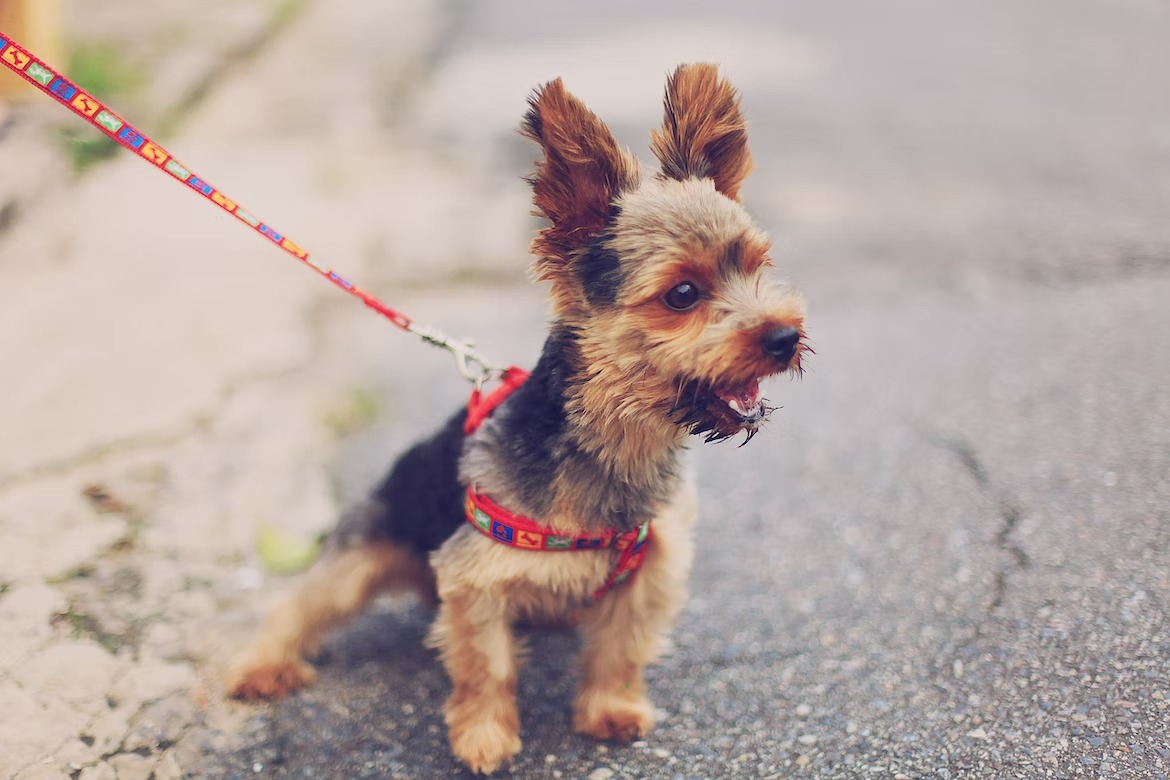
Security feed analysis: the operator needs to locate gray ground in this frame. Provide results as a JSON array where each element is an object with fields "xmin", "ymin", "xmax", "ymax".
[{"xmin": 2, "ymin": 0, "xmax": 1167, "ymax": 778}]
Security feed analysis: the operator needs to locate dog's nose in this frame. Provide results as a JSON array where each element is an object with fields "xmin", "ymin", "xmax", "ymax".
[{"xmin": 762, "ymin": 326, "xmax": 800, "ymax": 363}]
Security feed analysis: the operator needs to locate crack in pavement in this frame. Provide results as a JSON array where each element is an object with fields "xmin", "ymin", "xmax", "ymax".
[
  {"xmin": 925, "ymin": 431, "xmax": 1030, "ymax": 612},
  {"xmin": 0, "ymin": 423, "xmax": 210, "ymax": 496},
  {"xmin": 155, "ymin": 0, "xmax": 312, "ymax": 137},
  {"xmin": 0, "ymin": 360, "xmax": 303, "ymax": 496}
]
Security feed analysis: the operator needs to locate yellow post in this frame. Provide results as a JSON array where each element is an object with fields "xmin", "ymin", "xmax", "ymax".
[{"xmin": 0, "ymin": 0, "xmax": 63, "ymax": 98}]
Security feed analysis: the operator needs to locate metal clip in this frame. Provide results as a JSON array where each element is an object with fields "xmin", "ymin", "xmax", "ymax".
[{"xmin": 407, "ymin": 322, "xmax": 504, "ymax": 387}]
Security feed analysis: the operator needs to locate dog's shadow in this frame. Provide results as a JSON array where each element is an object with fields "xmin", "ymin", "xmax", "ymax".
[{"xmin": 225, "ymin": 602, "xmax": 599, "ymax": 777}]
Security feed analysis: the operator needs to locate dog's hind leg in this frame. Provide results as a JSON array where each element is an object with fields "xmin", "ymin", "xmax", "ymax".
[{"xmin": 226, "ymin": 537, "xmax": 434, "ymax": 700}]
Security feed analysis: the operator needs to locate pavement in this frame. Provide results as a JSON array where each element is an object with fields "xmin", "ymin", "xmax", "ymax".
[{"xmin": 1, "ymin": 0, "xmax": 1167, "ymax": 778}]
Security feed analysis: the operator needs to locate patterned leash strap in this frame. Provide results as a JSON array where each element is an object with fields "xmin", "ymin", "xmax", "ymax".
[{"xmin": 0, "ymin": 29, "xmax": 504, "ymax": 385}]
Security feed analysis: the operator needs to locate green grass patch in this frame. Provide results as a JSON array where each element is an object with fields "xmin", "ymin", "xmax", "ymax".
[
  {"xmin": 44, "ymin": 563, "xmax": 96, "ymax": 584},
  {"xmin": 271, "ymin": 0, "xmax": 310, "ymax": 26},
  {"xmin": 54, "ymin": 604, "xmax": 127, "ymax": 654},
  {"xmin": 59, "ymin": 42, "xmax": 146, "ymax": 173},
  {"xmin": 255, "ymin": 525, "xmax": 323, "ymax": 575},
  {"xmin": 322, "ymin": 387, "xmax": 384, "ymax": 438}
]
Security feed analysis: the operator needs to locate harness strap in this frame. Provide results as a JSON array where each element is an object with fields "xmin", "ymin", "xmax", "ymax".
[
  {"xmin": 464, "ymin": 367, "xmax": 530, "ymax": 434},
  {"xmin": 461, "ymin": 371, "xmax": 653, "ymax": 597}
]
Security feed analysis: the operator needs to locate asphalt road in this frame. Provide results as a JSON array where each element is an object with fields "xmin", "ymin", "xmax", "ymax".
[{"xmin": 204, "ymin": 1, "xmax": 1170, "ymax": 777}]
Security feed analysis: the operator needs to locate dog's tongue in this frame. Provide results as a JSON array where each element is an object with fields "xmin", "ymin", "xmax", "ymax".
[{"xmin": 714, "ymin": 379, "xmax": 762, "ymax": 417}]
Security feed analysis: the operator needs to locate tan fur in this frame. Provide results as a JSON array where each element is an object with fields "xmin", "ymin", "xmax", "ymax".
[
  {"xmin": 226, "ymin": 542, "xmax": 433, "ymax": 700},
  {"xmin": 573, "ymin": 480, "xmax": 697, "ymax": 741},
  {"xmin": 229, "ymin": 64, "xmax": 807, "ymax": 776},
  {"xmin": 428, "ymin": 590, "xmax": 522, "ymax": 775},
  {"xmin": 522, "ymin": 78, "xmax": 640, "ymax": 289},
  {"xmin": 651, "ymin": 64, "xmax": 754, "ymax": 201},
  {"xmin": 425, "ymin": 479, "xmax": 699, "ymax": 770}
]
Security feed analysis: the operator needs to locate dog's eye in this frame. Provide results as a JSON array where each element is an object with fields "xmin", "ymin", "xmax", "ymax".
[{"xmin": 663, "ymin": 282, "xmax": 701, "ymax": 312}]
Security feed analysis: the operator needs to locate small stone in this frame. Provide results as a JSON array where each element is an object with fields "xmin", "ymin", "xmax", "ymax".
[
  {"xmin": 109, "ymin": 659, "xmax": 195, "ymax": 707},
  {"xmin": 652, "ymin": 748, "xmax": 671, "ymax": 759},
  {"xmin": 797, "ymin": 734, "xmax": 818, "ymax": 746},
  {"xmin": 13, "ymin": 641, "xmax": 123, "ymax": 714},
  {"xmin": 794, "ymin": 703, "xmax": 812, "ymax": 718},
  {"xmin": 953, "ymin": 660, "xmax": 964, "ymax": 678},
  {"xmin": 78, "ymin": 764, "xmax": 116, "ymax": 780},
  {"xmin": 544, "ymin": 755, "xmax": 557, "ymax": 764},
  {"xmin": 0, "ymin": 583, "xmax": 68, "ymax": 668},
  {"xmin": 795, "ymin": 755, "xmax": 811, "ymax": 768},
  {"xmin": 121, "ymin": 693, "xmax": 196, "ymax": 752},
  {"xmin": 14, "ymin": 764, "xmax": 71, "ymax": 780},
  {"xmin": 82, "ymin": 706, "xmax": 135, "ymax": 756},
  {"xmin": 139, "ymin": 622, "xmax": 184, "ymax": 660},
  {"xmin": 155, "ymin": 750, "xmax": 182, "ymax": 780},
  {"xmin": 108, "ymin": 753, "xmax": 155, "ymax": 780},
  {"xmin": 967, "ymin": 727, "xmax": 989, "ymax": 740},
  {"xmin": 0, "ymin": 681, "xmax": 89, "ymax": 771},
  {"xmin": 1086, "ymin": 736, "xmax": 1104, "ymax": 748},
  {"xmin": 54, "ymin": 738, "xmax": 99, "ymax": 769},
  {"xmin": 588, "ymin": 768, "xmax": 615, "ymax": 780}
]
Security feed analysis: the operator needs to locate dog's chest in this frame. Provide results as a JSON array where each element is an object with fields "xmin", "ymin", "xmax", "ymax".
[{"xmin": 430, "ymin": 525, "xmax": 616, "ymax": 618}]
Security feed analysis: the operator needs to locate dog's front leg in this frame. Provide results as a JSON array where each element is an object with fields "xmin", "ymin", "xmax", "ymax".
[
  {"xmin": 430, "ymin": 587, "xmax": 521, "ymax": 775},
  {"xmin": 573, "ymin": 482, "xmax": 698, "ymax": 743}
]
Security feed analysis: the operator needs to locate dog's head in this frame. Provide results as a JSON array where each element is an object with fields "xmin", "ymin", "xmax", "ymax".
[{"xmin": 522, "ymin": 64, "xmax": 807, "ymax": 443}]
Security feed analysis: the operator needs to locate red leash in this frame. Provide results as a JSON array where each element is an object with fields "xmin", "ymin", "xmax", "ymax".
[{"xmin": 0, "ymin": 28, "xmax": 506, "ymax": 385}]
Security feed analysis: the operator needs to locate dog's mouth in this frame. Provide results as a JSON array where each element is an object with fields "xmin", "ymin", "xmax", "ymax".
[
  {"xmin": 712, "ymin": 379, "xmax": 768, "ymax": 427},
  {"xmin": 672, "ymin": 376, "xmax": 775, "ymax": 444}
]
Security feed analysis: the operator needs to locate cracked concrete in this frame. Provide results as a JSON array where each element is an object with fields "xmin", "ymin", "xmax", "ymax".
[
  {"xmin": 1, "ymin": 1, "xmax": 466, "ymax": 776},
  {"xmin": 926, "ymin": 433, "xmax": 1031, "ymax": 611},
  {"xmin": 0, "ymin": 0, "xmax": 302, "ymax": 274},
  {"xmin": 3, "ymin": 0, "xmax": 1169, "ymax": 777}
]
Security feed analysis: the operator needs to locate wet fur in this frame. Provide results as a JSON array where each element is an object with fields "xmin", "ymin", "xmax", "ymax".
[{"xmin": 227, "ymin": 64, "xmax": 807, "ymax": 775}]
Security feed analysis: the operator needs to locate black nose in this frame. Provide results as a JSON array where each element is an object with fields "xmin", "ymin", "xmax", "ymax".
[{"xmin": 762, "ymin": 326, "xmax": 800, "ymax": 363}]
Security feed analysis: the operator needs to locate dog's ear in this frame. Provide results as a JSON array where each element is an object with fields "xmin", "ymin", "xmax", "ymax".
[
  {"xmin": 650, "ymin": 63, "xmax": 753, "ymax": 201},
  {"xmin": 522, "ymin": 79, "xmax": 639, "ymax": 277}
]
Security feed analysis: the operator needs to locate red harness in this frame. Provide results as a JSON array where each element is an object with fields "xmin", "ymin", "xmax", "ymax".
[{"xmin": 462, "ymin": 368, "xmax": 652, "ymax": 598}]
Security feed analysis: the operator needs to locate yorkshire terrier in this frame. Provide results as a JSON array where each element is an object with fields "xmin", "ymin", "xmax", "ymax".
[{"xmin": 226, "ymin": 63, "xmax": 808, "ymax": 774}]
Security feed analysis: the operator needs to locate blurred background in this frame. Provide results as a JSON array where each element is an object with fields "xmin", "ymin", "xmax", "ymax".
[{"xmin": 1, "ymin": 1, "xmax": 1167, "ymax": 778}]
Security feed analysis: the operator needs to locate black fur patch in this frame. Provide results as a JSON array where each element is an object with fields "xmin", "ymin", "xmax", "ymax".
[
  {"xmin": 491, "ymin": 327, "xmax": 678, "ymax": 532},
  {"xmin": 719, "ymin": 238, "xmax": 743, "ymax": 277},
  {"xmin": 331, "ymin": 407, "xmax": 469, "ymax": 556},
  {"xmin": 332, "ymin": 326, "xmax": 678, "ymax": 552},
  {"xmin": 488, "ymin": 328, "xmax": 576, "ymax": 515},
  {"xmin": 576, "ymin": 239, "xmax": 624, "ymax": 307}
]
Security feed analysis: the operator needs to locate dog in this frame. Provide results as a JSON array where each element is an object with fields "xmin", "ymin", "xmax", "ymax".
[{"xmin": 226, "ymin": 63, "xmax": 808, "ymax": 774}]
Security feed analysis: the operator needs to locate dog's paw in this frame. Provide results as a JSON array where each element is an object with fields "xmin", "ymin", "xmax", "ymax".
[
  {"xmin": 225, "ymin": 656, "xmax": 316, "ymax": 701},
  {"xmin": 449, "ymin": 717, "xmax": 522, "ymax": 775},
  {"xmin": 573, "ymin": 688, "xmax": 655, "ymax": 743}
]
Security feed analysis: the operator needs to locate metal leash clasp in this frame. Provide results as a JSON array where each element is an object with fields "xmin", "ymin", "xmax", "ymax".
[{"xmin": 407, "ymin": 322, "xmax": 506, "ymax": 389}]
